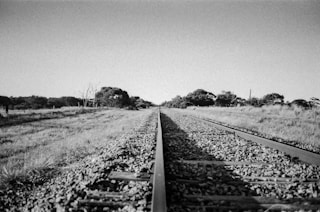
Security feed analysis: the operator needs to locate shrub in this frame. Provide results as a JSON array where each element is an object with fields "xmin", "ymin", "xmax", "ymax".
[
  {"xmin": 186, "ymin": 89, "xmax": 215, "ymax": 106},
  {"xmin": 291, "ymin": 99, "xmax": 311, "ymax": 109},
  {"xmin": 95, "ymin": 87, "xmax": 131, "ymax": 108}
]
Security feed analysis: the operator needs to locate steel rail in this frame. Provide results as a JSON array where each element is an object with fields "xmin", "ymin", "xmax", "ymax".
[
  {"xmin": 193, "ymin": 116, "xmax": 320, "ymax": 166},
  {"xmin": 151, "ymin": 108, "xmax": 167, "ymax": 212}
]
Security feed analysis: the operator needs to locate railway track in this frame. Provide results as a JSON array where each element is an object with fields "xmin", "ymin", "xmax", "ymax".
[
  {"xmin": 192, "ymin": 116, "xmax": 320, "ymax": 166},
  {"xmin": 14, "ymin": 108, "xmax": 318, "ymax": 211},
  {"xmin": 74, "ymin": 109, "xmax": 167, "ymax": 212},
  {"xmin": 72, "ymin": 108, "xmax": 320, "ymax": 212},
  {"xmin": 30, "ymin": 110, "xmax": 160, "ymax": 212},
  {"xmin": 160, "ymin": 108, "xmax": 320, "ymax": 212},
  {"xmin": 70, "ymin": 108, "xmax": 320, "ymax": 212}
]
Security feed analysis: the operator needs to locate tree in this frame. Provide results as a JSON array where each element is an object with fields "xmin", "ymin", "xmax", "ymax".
[
  {"xmin": 163, "ymin": 96, "xmax": 192, "ymax": 108},
  {"xmin": 0, "ymin": 96, "xmax": 11, "ymax": 114},
  {"xmin": 232, "ymin": 97, "xmax": 246, "ymax": 106},
  {"xmin": 170, "ymin": 96, "xmax": 185, "ymax": 108},
  {"xmin": 60, "ymin": 96, "xmax": 81, "ymax": 107},
  {"xmin": 215, "ymin": 91, "xmax": 237, "ymax": 107},
  {"xmin": 26, "ymin": 96, "xmax": 48, "ymax": 109},
  {"xmin": 310, "ymin": 97, "xmax": 320, "ymax": 107},
  {"xmin": 47, "ymin": 98, "xmax": 65, "ymax": 108},
  {"xmin": 11, "ymin": 97, "xmax": 29, "ymax": 109},
  {"xmin": 47, "ymin": 96, "xmax": 82, "ymax": 108},
  {"xmin": 10, "ymin": 96, "xmax": 48, "ymax": 109},
  {"xmin": 169, "ymin": 96, "xmax": 184, "ymax": 108},
  {"xmin": 186, "ymin": 89, "xmax": 215, "ymax": 106},
  {"xmin": 80, "ymin": 83, "xmax": 99, "ymax": 107},
  {"xmin": 246, "ymin": 97, "xmax": 263, "ymax": 107},
  {"xmin": 95, "ymin": 87, "xmax": 130, "ymax": 108},
  {"xmin": 0, "ymin": 96, "xmax": 11, "ymax": 106},
  {"xmin": 262, "ymin": 93, "xmax": 284, "ymax": 105},
  {"xmin": 161, "ymin": 89, "xmax": 215, "ymax": 108},
  {"xmin": 291, "ymin": 99, "xmax": 311, "ymax": 109},
  {"xmin": 130, "ymin": 96, "xmax": 153, "ymax": 109}
]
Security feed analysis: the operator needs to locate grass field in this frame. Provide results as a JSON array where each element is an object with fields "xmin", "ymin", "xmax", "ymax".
[
  {"xmin": 0, "ymin": 108, "xmax": 155, "ymax": 187},
  {"xmin": 181, "ymin": 105, "xmax": 320, "ymax": 151},
  {"xmin": 0, "ymin": 107, "xmax": 100, "ymax": 127}
]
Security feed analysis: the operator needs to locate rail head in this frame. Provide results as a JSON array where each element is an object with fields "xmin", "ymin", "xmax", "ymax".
[{"xmin": 151, "ymin": 108, "xmax": 167, "ymax": 212}]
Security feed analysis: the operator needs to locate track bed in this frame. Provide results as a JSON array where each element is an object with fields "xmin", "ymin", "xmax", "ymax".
[
  {"xmin": 2, "ymin": 108, "xmax": 320, "ymax": 212},
  {"xmin": 161, "ymin": 109, "xmax": 320, "ymax": 211},
  {"xmin": 69, "ymin": 111, "xmax": 158, "ymax": 212},
  {"xmin": 0, "ymin": 109, "xmax": 159, "ymax": 212}
]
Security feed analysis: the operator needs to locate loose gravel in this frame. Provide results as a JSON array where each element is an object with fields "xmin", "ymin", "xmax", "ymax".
[
  {"xmin": 2, "ymin": 108, "xmax": 319, "ymax": 212},
  {"xmin": 0, "ymin": 109, "xmax": 158, "ymax": 212},
  {"xmin": 182, "ymin": 109, "xmax": 320, "ymax": 154},
  {"xmin": 161, "ymin": 109, "xmax": 320, "ymax": 212}
]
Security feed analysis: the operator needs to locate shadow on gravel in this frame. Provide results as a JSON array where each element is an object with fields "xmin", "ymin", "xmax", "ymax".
[{"xmin": 160, "ymin": 112, "xmax": 261, "ymax": 212}]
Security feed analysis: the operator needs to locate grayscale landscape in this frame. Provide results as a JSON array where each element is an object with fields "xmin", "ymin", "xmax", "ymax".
[{"xmin": 0, "ymin": 0, "xmax": 319, "ymax": 211}]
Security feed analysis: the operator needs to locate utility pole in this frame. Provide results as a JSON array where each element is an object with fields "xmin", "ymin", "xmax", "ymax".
[{"xmin": 249, "ymin": 89, "xmax": 252, "ymax": 101}]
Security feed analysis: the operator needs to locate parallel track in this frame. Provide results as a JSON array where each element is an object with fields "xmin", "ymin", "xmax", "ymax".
[{"xmin": 192, "ymin": 116, "xmax": 320, "ymax": 166}]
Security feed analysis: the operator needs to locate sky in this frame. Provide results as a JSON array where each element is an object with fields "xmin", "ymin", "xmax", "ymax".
[{"xmin": 0, "ymin": 0, "xmax": 319, "ymax": 104}]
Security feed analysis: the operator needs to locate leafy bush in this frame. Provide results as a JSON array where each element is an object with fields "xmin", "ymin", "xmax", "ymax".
[
  {"xmin": 4, "ymin": 87, "xmax": 152, "ymax": 110},
  {"xmin": 185, "ymin": 89, "xmax": 215, "ymax": 106},
  {"xmin": 8, "ymin": 96, "xmax": 83, "ymax": 110},
  {"xmin": 0, "ymin": 96, "xmax": 11, "ymax": 106},
  {"xmin": 130, "ymin": 96, "xmax": 153, "ymax": 109},
  {"xmin": 60, "ymin": 97, "xmax": 81, "ymax": 107},
  {"xmin": 162, "ymin": 96, "xmax": 190, "ymax": 108},
  {"xmin": 291, "ymin": 99, "xmax": 311, "ymax": 109},
  {"xmin": 47, "ymin": 97, "xmax": 81, "ymax": 108},
  {"xmin": 262, "ymin": 93, "xmax": 284, "ymax": 105},
  {"xmin": 47, "ymin": 98, "xmax": 64, "ymax": 108},
  {"xmin": 246, "ymin": 97, "xmax": 263, "ymax": 107},
  {"xmin": 215, "ymin": 91, "xmax": 236, "ymax": 107},
  {"xmin": 95, "ymin": 87, "xmax": 131, "ymax": 108},
  {"xmin": 162, "ymin": 89, "xmax": 215, "ymax": 108},
  {"xmin": 11, "ymin": 96, "xmax": 48, "ymax": 109}
]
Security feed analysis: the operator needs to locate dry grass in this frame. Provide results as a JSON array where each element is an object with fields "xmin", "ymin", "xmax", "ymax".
[
  {"xmin": 0, "ymin": 108, "xmax": 155, "ymax": 187},
  {"xmin": 182, "ymin": 105, "xmax": 320, "ymax": 150},
  {"xmin": 1, "ymin": 106, "xmax": 83, "ymax": 115},
  {"xmin": 0, "ymin": 107, "xmax": 100, "ymax": 127}
]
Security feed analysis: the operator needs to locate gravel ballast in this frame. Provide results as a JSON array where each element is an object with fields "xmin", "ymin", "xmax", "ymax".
[
  {"xmin": 0, "ymin": 109, "xmax": 158, "ymax": 212},
  {"xmin": 161, "ymin": 109, "xmax": 320, "ymax": 212}
]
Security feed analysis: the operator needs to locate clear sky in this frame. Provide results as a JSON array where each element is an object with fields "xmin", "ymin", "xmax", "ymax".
[{"xmin": 0, "ymin": 0, "xmax": 319, "ymax": 104}]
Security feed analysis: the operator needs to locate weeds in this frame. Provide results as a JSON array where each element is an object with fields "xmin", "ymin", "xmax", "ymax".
[
  {"xmin": 0, "ymin": 108, "xmax": 155, "ymax": 188},
  {"xmin": 0, "ymin": 154, "xmax": 55, "ymax": 189},
  {"xmin": 184, "ymin": 105, "xmax": 320, "ymax": 150},
  {"xmin": 0, "ymin": 107, "xmax": 100, "ymax": 127},
  {"xmin": 0, "ymin": 165, "xmax": 25, "ymax": 186}
]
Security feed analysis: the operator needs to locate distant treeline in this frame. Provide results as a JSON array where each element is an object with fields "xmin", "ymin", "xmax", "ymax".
[
  {"xmin": 0, "ymin": 87, "xmax": 154, "ymax": 111},
  {"xmin": 161, "ymin": 89, "xmax": 320, "ymax": 109},
  {"xmin": 0, "ymin": 96, "xmax": 83, "ymax": 110}
]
